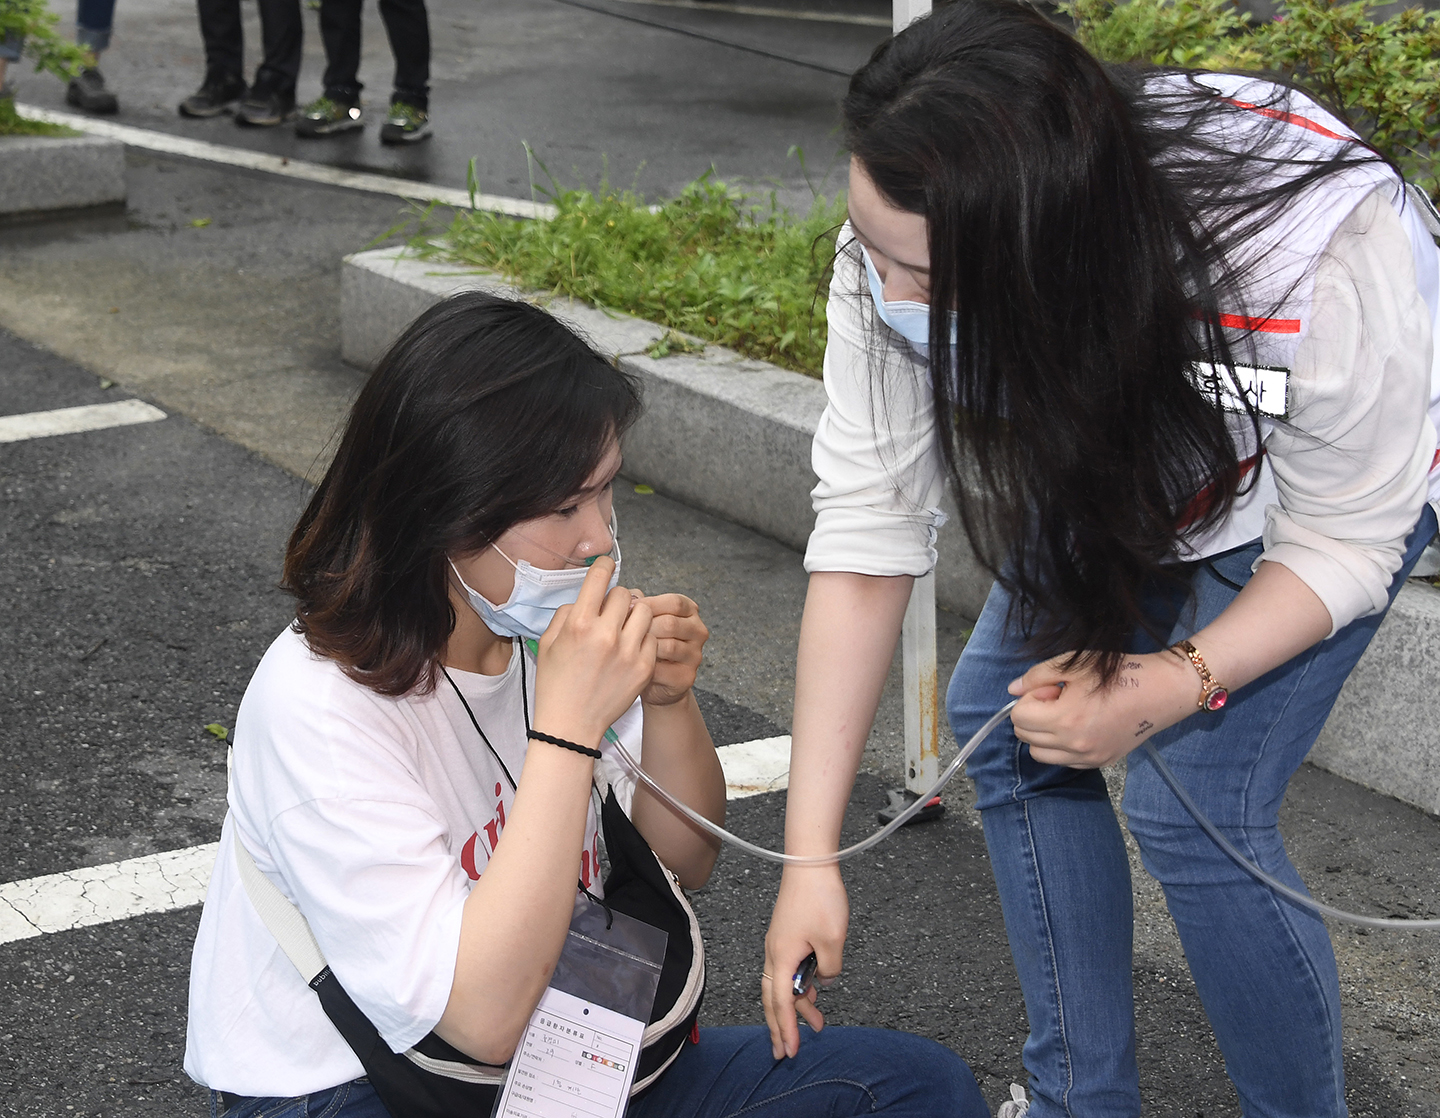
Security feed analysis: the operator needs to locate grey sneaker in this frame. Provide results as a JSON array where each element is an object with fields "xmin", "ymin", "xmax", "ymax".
[
  {"xmin": 997, "ymin": 1083, "xmax": 1030, "ymax": 1118},
  {"xmin": 179, "ymin": 72, "xmax": 246, "ymax": 117},
  {"xmin": 66, "ymin": 67, "xmax": 119, "ymax": 114},
  {"xmin": 379, "ymin": 101, "xmax": 431, "ymax": 145},
  {"xmin": 295, "ymin": 96, "xmax": 363, "ymax": 137},
  {"xmin": 236, "ymin": 85, "xmax": 296, "ymax": 127}
]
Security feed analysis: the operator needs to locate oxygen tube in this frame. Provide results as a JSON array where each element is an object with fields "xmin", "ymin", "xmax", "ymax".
[
  {"xmin": 607, "ymin": 702, "xmax": 1018, "ymax": 866},
  {"xmin": 607, "ymin": 703, "xmax": 1440, "ymax": 929}
]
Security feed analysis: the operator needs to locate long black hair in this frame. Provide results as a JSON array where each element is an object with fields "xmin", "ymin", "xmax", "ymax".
[
  {"xmin": 284, "ymin": 292, "xmax": 642, "ymax": 696},
  {"xmin": 844, "ymin": 0, "xmax": 1388, "ymax": 679}
]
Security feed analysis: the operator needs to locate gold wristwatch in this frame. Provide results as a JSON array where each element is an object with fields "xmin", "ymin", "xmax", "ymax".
[{"xmin": 1174, "ymin": 639, "xmax": 1229, "ymax": 711}]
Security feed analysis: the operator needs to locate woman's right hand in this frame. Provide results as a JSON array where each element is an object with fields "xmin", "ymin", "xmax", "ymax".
[
  {"xmin": 533, "ymin": 556, "xmax": 656, "ymax": 745},
  {"xmin": 763, "ymin": 865, "xmax": 850, "ymax": 1059}
]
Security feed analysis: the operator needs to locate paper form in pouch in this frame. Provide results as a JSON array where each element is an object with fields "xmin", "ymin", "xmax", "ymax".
[{"xmin": 495, "ymin": 986, "xmax": 647, "ymax": 1118}]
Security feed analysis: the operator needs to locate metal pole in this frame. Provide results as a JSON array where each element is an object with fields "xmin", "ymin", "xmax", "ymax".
[
  {"xmin": 880, "ymin": 0, "xmax": 943, "ymax": 827},
  {"xmin": 893, "ymin": 0, "xmax": 931, "ymax": 32},
  {"xmin": 902, "ymin": 571, "xmax": 940, "ymax": 793}
]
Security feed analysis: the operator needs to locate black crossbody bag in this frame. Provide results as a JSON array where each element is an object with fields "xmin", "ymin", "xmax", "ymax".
[{"xmin": 234, "ymin": 786, "xmax": 705, "ymax": 1118}]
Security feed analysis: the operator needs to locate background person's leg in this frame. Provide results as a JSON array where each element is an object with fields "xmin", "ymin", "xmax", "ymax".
[
  {"xmin": 69, "ymin": 0, "xmax": 119, "ymax": 113},
  {"xmin": 1124, "ymin": 507, "xmax": 1437, "ymax": 1118},
  {"xmin": 252, "ymin": 0, "xmax": 302, "ymax": 99},
  {"xmin": 627, "ymin": 1025, "xmax": 988, "ymax": 1118},
  {"xmin": 196, "ymin": 0, "xmax": 243, "ymax": 84},
  {"xmin": 318, "ymin": 0, "xmax": 364, "ymax": 105},
  {"xmin": 376, "ymin": 0, "xmax": 428, "ymax": 110},
  {"xmin": 75, "ymin": 0, "xmax": 115, "ymax": 53},
  {"xmin": 951, "ymin": 585, "xmax": 1141, "ymax": 1118},
  {"xmin": 0, "ymin": 33, "xmax": 21, "ymax": 93}
]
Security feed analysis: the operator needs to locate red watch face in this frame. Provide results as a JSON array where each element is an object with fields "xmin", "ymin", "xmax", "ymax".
[{"xmin": 1205, "ymin": 687, "xmax": 1229, "ymax": 711}]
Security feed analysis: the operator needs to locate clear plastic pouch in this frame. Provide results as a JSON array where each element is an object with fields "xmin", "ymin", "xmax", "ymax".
[{"xmin": 493, "ymin": 893, "xmax": 668, "ymax": 1118}]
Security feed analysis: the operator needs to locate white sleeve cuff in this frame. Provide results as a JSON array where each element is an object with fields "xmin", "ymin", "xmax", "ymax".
[{"xmin": 1259, "ymin": 510, "xmax": 1406, "ymax": 636}]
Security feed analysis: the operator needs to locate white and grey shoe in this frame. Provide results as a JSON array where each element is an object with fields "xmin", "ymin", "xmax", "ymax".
[{"xmin": 997, "ymin": 1082, "xmax": 1030, "ymax": 1118}]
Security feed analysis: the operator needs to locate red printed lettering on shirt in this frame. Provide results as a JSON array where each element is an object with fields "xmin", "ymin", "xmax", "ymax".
[{"xmin": 460, "ymin": 833, "xmax": 481, "ymax": 881}]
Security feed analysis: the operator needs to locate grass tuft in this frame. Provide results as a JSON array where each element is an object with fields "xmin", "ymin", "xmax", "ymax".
[
  {"xmin": 407, "ymin": 170, "xmax": 846, "ymax": 377},
  {"xmin": 0, "ymin": 97, "xmax": 80, "ymax": 136}
]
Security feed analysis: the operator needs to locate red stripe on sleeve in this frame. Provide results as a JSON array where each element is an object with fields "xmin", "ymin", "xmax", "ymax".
[
  {"xmin": 1223, "ymin": 97, "xmax": 1351, "ymax": 142},
  {"xmin": 1210, "ymin": 310, "xmax": 1302, "ymax": 334}
]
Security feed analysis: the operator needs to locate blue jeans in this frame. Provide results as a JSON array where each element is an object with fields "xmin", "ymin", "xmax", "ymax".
[
  {"xmin": 209, "ymin": 1024, "xmax": 987, "ymax": 1118},
  {"xmin": 949, "ymin": 505, "xmax": 1437, "ymax": 1118},
  {"xmin": 76, "ymin": 0, "xmax": 117, "ymax": 53},
  {"xmin": 209, "ymin": 1079, "xmax": 387, "ymax": 1118},
  {"xmin": 632, "ymin": 1025, "xmax": 987, "ymax": 1117}
]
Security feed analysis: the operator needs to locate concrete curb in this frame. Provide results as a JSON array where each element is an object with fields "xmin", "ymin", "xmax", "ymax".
[
  {"xmin": 0, "ymin": 135, "xmax": 126, "ymax": 217},
  {"xmin": 341, "ymin": 246, "xmax": 1440, "ymax": 816},
  {"xmin": 1310, "ymin": 582, "xmax": 1440, "ymax": 815}
]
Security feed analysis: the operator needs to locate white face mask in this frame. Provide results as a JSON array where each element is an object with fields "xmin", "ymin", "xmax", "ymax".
[
  {"xmin": 860, "ymin": 244, "xmax": 956, "ymax": 352},
  {"xmin": 450, "ymin": 515, "xmax": 622, "ymax": 641}
]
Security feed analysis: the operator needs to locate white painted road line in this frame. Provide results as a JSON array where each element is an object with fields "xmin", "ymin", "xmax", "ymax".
[
  {"xmin": 0, "ymin": 399, "xmax": 167, "ymax": 444},
  {"xmin": 720, "ymin": 735, "xmax": 791, "ymax": 798},
  {"xmin": 0, "ymin": 737, "xmax": 792, "ymax": 944},
  {"xmin": 612, "ymin": 0, "xmax": 890, "ymax": 26},
  {"xmin": 14, "ymin": 105, "xmax": 558, "ymax": 220},
  {"xmin": 0, "ymin": 843, "xmax": 219, "ymax": 945}
]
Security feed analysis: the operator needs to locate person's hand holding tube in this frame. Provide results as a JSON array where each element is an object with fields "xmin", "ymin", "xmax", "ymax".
[{"xmin": 763, "ymin": 867, "xmax": 847, "ymax": 1057}]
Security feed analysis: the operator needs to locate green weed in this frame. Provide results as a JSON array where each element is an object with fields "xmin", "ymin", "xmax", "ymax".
[
  {"xmin": 408, "ymin": 169, "xmax": 846, "ymax": 377},
  {"xmin": 0, "ymin": 95, "xmax": 77, "ymax": 136}
]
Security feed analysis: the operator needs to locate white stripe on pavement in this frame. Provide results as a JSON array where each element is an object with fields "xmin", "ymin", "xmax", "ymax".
[
  {"xmin": 719, "ymin": 735, "xmax": 791, "ymax": 798},
  {"xmin": 0, "ymin": 843, "xmax": 219, "ymax": 944},
  {"xmin": 611, "ymin": 0, "xmax": 890, "ymax": 26},
  {"xmin": 13, "ymin": 105, "xmax": 557, "ymax": 220},
  {"xmin": 0, "ymin": 399, "xmax": 167, "ymax": 443},
  {"xmin": 0, "ymin": 737, "xmax": 792, "ymax": 944}
]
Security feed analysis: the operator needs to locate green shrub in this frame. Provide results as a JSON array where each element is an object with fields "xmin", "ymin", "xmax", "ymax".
[
  {"xmin": 409, "ymin": 172, "xmax": 845, "ymax": 376},
  {"xmin": 1060, "ymin": 0, "xmax": 1440, "ymax": 195}
]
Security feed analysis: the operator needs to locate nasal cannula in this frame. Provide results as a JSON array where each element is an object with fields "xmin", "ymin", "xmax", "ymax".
[{"xmin": 606, "ymin": 700, "xmax": 1440, "ymax": 930}]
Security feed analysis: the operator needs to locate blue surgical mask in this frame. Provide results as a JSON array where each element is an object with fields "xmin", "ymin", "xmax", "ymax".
[
  {"xmin": 860, "ymin": 244, "xmax": 956, "ymax": 352},
  {"xmin": 450, "ymin": 519, "xmax": 622, "ymax": 641}
]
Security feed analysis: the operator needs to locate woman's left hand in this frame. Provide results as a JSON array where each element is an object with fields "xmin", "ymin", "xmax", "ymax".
[
  {"xmin": 636, "ymin": 593, "xmax": 709, "ymax": 707},
  {"xmin": 1007, "ymin": 650, "xmax": 1200, "ymax": 768}
]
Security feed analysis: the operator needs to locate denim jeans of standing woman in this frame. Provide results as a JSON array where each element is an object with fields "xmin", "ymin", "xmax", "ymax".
[
  {"xmin": 207, "ymin": 1024, "xmax": 988, "ymax": 1118},
  {"xmin": 949, "ymin": 503, "xmax": 1437, "ymax": 1118}
]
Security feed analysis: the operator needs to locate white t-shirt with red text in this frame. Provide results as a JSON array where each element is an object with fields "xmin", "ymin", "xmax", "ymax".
[{"xmin": 184, "ymin": 625, "xmax": 642, "ymax": 1098}]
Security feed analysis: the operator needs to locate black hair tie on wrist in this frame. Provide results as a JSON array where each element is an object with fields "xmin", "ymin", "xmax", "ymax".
[{"xmin": 528, "ymin": 730, "xmax": 602, "ymax": 759}]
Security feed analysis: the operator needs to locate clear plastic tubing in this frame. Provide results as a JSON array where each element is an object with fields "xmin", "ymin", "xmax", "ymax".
[
  {"xmin": 608, "ymin": 702, "xmax": 1018, "ymax": 866},
  {"xmin": 1139, "ymin": 741, "xmax": 1440, "ymax": 930},
  {"xmin": 610, "ymin": 701, "xmax": 1440, "ymax": 928}
]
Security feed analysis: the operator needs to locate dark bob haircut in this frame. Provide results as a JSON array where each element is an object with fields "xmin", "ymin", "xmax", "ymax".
[{"xmin": 283, "ymin": 291, "xmax": 642, "ymax": 696}]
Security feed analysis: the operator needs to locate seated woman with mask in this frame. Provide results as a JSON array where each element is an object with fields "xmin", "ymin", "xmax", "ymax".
[{"xmin": 184, "ymin": 291, "xmax": 990, "ymax": 1118}]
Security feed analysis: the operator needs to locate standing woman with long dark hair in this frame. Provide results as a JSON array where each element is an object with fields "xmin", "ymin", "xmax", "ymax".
[{"xmin": 762, "ymin": 2, "xmax": 1440, "ymax": 1114}]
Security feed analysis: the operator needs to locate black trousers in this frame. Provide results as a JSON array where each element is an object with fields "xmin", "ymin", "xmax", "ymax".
[
  {"xmin": 197, "ymin": 0, "xmax": 303, "ymax": 94},
  {"xmin": 320, "ymin": 0, "xmax": 430, "ymax": 110}
]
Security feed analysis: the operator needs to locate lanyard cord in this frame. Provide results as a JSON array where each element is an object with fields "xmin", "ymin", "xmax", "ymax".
[
  {"xmin": 441, "ymin": 649, "xmax": 603, "ymax": 905},
  {"xmin": 441, "ymin": 652, "xmax": 522, "ymax": 793}
]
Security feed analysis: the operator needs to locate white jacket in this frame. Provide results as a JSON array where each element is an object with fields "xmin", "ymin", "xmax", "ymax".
[{"xmin": 806, "ymin": 76, "xmax": 1439, "ymax": 636}]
